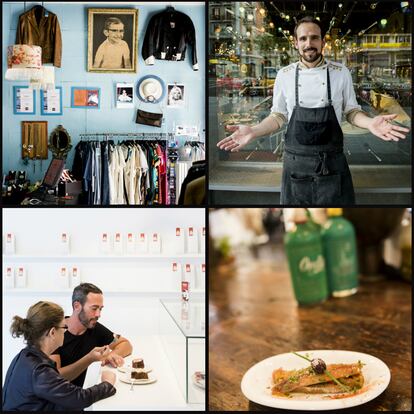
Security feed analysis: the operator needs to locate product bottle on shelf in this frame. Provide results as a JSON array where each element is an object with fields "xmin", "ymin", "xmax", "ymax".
[
  {"xmin": 284, "ymin": 208, "xmax": 329, "ymax": 305},
  {"xmin": 100, "ymin": 232, "xmax": 111, "ymax": 254},
  {"xmin": 150, "ymin": 232, "xmax": 161, "ymax": 253},
  {"xmin": 16, "ymin": 266, "xmax": 27, "ymax": 288},
  {"xmin": 187, "ymin": 227, "xmax": 198, "ymax": 253},
  {"xmin": 5, "ymin": 267, "xmax": 15, "ymax": 288},
  {"xmin": 199, "ymin": 227, "xmax": 206, "ymax": 253},
  {"xmin": 71, "ymin": 266, "xmax": 81, "ymax": 287},
  {"xmin": 175, "ymin": 227, "xmax": 185, "ymax": 254},
  {"xmin": 114, "ymin": 232, "xmax": 123, "ymax": 254},
  {"xmin": 59, "ymin": 232, "xmax": 70, "ymax": 255},
  {"xmin": 182, "ymin": 263, "xmax": 193, "ymax": 301},
  {"xmin": 5, "ymin": 232, "xmax": 16, "ymax": 254},
  {"xmin": 321, "ymin": 208, "xmax": 359, "ymax": 297},
  {"xmin": 59, "ymin": 266, "xmax": 69, "ymax": 289},
  {"xmin": 171, "ymin": 261, "xmax": 182, "ymax": 291},
  {"xmin": 137, "ymin": 232, "xmax": 148, "ymax": 254},
  {"xmin": 126, "ymin": 233, "xmax": 135, "ymax": 254}
]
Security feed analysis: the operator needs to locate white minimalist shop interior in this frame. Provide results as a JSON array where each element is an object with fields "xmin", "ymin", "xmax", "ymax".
[{"xmin": 2, "ymin": 208, "xmax": 206, "ymax": 411}]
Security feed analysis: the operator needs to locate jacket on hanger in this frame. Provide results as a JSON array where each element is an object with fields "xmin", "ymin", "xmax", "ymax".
[
  {"xmin": 16, "ymin": 6, "xmax": 62, "ymax": 67},
  {"xmin": 142, "ymin": 7, "xmax": 198, "ymax": 71}
]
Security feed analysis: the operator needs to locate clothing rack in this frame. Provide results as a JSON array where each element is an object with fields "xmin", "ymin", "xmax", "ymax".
[{"xmin": 79, "ymin": 132, "xmax": 174, "ymax": 141}]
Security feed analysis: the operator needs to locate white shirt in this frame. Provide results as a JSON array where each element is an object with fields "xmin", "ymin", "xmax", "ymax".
[{"xmin": 271, "ymin": 60, "xmax": 361, "ymax": 125}]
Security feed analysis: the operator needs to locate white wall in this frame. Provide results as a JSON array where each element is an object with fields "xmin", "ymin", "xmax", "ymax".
[{"xmin": 2, "ymin": 208, "xmax": 206, "ymax": 384}]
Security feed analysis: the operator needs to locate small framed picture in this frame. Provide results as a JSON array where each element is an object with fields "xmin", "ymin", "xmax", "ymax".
[
  {"xmin": 71, "ymin": 87, "xmax": 101, "ymax": 109},
  {"xmin": 116, "ymin": 83, "xmax": 134, "ymax": 108},
  {"xmin": 13, "ymin": 86, "xmax": 36, "ymax": 115},
  {"xmin": 40, "ymin": 87, "xmax": 63, "ymax": 115},
  {"xmin": 167, "ymin": 84, "xmax": 185, "ymax": 108}
]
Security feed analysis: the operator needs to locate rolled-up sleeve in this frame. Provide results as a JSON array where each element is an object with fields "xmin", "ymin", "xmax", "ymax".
[
  {"xmin": 342, "ymin": 67, "xmax": 362, "ymax": 116},
  {"xmin": 33, "ymin": 364, "xmax": 116, "ymax": 410},
  {"xmin": 271, "ymin": 71, "xmax": 288, "ymax": 120}
]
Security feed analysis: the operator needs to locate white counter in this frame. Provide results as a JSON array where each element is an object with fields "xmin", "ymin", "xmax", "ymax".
[{"xmin": 83, "ymin": 335, "xmax": 204, "ymax": 411}]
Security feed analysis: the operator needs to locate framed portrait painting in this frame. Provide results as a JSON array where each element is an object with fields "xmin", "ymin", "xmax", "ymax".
[{"xmin": 87, "ymin": 8, "xmax": 138, "ymax": 73}]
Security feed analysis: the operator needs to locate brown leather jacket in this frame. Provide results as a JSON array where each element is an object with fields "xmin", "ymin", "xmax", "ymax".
[{"xmin": 16, "ymin": 6, "xmax": 62, "ymax": 67}]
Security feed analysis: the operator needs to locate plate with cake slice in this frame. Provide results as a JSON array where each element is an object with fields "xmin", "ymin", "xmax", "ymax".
[
  {"xmin": 117, "ymin": 357, "xmax": 152, "ymax": 374},
  {"xmin": 241, "ymin": 350, "xmax": 390, "ymax": 410},
  {"xmin": 118, "ymin": 370, "xmax": 157, "ymax": 385}
]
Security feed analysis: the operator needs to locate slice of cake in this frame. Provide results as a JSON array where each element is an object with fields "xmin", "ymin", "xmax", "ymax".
[
  {"xmin": 132, "ymin": 358, "xmax": 144, "ymax": 369},
  {"xmin": 131, "ymin": 370, "xmax": 148, "ymax": 380}
]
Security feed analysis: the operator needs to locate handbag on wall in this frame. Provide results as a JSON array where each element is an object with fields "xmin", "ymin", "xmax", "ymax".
[{"xmin": 135, "ymin": 109, "xmax": 163, "ymax": 127}]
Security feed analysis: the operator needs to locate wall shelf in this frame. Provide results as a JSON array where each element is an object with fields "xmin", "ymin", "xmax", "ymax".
[
  {"xmin": 3, "ymin": 254, "xmax": 205, "ymax": 263},
  {"xmin": 2, "ymin": 289, "xmax": 205, "ymax": 295}
]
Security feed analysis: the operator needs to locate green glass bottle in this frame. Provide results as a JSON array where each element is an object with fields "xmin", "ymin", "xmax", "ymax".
[
  {"xmin": 284, "ymin": 209, "xmax": 329, "ymax": 305},
  {"xmin": 321, "ymin": 208, "xmax": 359, "ymax": 297}
]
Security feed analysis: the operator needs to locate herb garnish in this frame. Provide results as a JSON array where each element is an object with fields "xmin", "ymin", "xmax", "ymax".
[{"xmin": 292, "ymin": 352, "xmax": 352, "ymax": 393}]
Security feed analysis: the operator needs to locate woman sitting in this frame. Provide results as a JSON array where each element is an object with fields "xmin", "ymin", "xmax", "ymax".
[{"xmin": 3, "ymin": 301, "xmax": 116, "ymax": 410}]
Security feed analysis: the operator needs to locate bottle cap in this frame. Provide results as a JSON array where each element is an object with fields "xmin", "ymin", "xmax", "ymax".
[{"xmin": 327, "ymin": 208, "xmax": 343, "ymax": 217}]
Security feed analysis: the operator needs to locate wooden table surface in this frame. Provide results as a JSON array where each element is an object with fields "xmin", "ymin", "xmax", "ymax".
[{"xmin": 209, "ymin": 243, "xmax": 412, "ymax": 412}]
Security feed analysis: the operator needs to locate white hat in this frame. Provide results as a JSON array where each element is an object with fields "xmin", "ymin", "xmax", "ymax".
[{"xmin": 137, "ymin": 75, "xmax": 165, "ymax": 103}]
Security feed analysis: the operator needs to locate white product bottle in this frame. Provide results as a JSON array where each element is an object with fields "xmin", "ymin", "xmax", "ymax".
[
  {"xmin": 59, "ymin": 266, "xmax": 69, "ymax": 289},
  {"xmin": 114, "ymin": 232, "xmax": 123, "ymax": 254},
  {"xmin": 5, "ymin": 233, "xmax": 16, "ymax": 254},
  {"xmin": 183, "ymin": 263, "xmax": 195, "ymax": 293},
  {"xmin": 100, "ymin": 232, "xmax": 111, "ymax": 254},
  {"xmin": 71, "ymin": 266, "xmax": 81, "ymax": 287},
  {"xmin": 150, "ymin": 232, "xmax": 161, "ymax": 254},
  {"xmin": 16, "ymin": 266, "xmax": 27, "ymax": 288},
  {"xmin": 171, "ymin": 262, "xmax": 182, "ymax": 291},
  {"xmin": 126, "ymin": 233, "xmax": 135, "ymax": 254},
  {"xmin": 199, "ymin": 227, "xmax": 206, "ymax": 254},
  {"xmin": 187, "ymin": 227, "xmax": 198, "ymax": 254},
  {"xmin": 196, "ymin": 263, "xmax": 206, "ymax": 290},
  {"xmin": 175, "ymin": 227, "xmax": 185, "ymax": 254},
  {"xmin": 137, "ymin": 232, "xmax": 148, "ymax": 254},
  {"xmin": 5, "ymin": 266, "xmax": 15, "ymax": 288},
  {"xmin": 59, "ymin": 232, "xmax": 70, "ymax": 255}
]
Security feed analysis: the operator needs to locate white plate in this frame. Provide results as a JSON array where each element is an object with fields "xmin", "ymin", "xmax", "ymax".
[
  {"xmin": 241, "ymin": 350, "xmax": 390, "ymax": 411},
  {"xmin": 192, "ymin": 372, "xmax": 205, "ymax": 389},
  {"xmin": 118, "ymin": 371, "xmax": 157, "ymax": 385},
  {"xmin": 117, "ymin": 364, "xmax": 152, "ymax": 374}
]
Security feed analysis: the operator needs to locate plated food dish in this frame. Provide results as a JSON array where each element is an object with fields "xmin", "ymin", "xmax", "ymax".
[
  {"xmin": 241, "ymin": 350, "xmax": 390, "ymax": 410},
  {"xmin": 119, "ymin": 371, "xmax": 157, "ymax": 385}
]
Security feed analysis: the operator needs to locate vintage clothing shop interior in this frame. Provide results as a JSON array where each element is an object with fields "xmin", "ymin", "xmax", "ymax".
[
  {"xmin": 209, "ymin": 0, "xmax": 412, "ymax": 204},
  {"xmin": 3, "ymin": 208, "xmax": 206, "ymax": 410},
  {"xmin": 2, "ymin": 1, "xmax": 205, "ymax": 205}
]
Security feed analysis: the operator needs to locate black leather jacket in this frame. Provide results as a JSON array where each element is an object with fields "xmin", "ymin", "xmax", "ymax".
[
  {"xmin": 2, "ymin": 346, "xmax": 116, "ymax": 411},
  {"xmin": 142, "ymin": 7, "xmax": 198, "ymax": 70}
]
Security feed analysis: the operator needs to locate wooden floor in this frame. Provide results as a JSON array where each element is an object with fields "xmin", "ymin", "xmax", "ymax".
[{"xmin": 209, "ymin": 241, "xmax": 412, "ymax": 411}]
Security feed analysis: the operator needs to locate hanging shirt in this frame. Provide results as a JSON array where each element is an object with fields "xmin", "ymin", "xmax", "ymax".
[
  {"xmin": 108, "ymin": 144, "xmax": 118, "ymax": 205},
  {"xmin": 16, "ymin": 6, "xmax": 62, "ymax": 67},
  {"xmin": 115, "ymin": 146, "xmax": 126, "ymax": 204},
  {"xmin": 271, "ymin": 59, "xmax": 362, "ymax": 126}
]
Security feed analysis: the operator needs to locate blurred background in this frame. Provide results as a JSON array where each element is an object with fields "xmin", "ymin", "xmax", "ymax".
[{"xmin": 209, "ymin": 207, "xmax": 412, "ymax": 410}]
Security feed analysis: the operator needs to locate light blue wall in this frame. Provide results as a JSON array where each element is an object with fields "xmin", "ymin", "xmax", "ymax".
[{"xmin": 2, "ymin": 1, "xmax": 205, "ymax": 181}]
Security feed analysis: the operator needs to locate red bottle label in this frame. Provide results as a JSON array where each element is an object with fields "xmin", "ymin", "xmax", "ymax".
[
  {"xmin": 176, "ymin": 228, "xmax": 181, "ymax": 236},
  {"xmin": 189, "ymin": 227, "xmax": 193, "ymax": 236}
]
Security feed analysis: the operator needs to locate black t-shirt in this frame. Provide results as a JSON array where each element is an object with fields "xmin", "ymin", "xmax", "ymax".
[{"xmin": 52, "ymin": 317, "xmax": 114, "ymax": 387}]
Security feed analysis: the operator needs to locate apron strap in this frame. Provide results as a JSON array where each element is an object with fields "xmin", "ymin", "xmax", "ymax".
[
  {"xmin": 295, "ymin": 64, "xmax": 299, "ymax": 107},
  {"xmin": 326, "ymin": 66, "xmax": 332, "ymax": 105}
]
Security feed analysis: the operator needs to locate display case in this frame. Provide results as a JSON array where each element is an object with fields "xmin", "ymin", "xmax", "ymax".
[{"xmin": 159, "ymin": 299, "xmax": 205, "ymax": 404}]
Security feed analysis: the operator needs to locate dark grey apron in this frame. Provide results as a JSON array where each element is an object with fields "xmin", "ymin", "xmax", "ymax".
[{"xmin": 281, "ymin": 64, "xmax": 355, "ymax": 205}]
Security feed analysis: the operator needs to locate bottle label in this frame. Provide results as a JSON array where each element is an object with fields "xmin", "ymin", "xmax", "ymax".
[
  {"xmin": 176, "ymin": 228, "xmax": 181, "ymax": 236},
  {"xmin": 299, "ymin": 255, "xmax": 325, "ymax": 275}
]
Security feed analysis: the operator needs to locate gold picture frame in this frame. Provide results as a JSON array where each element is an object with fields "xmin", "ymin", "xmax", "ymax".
[{"xmin": 87, "ymin": 8, "xmax": 138, "ymax": 73}]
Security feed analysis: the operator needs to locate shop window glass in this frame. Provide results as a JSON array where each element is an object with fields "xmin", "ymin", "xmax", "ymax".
[{"xmin": 209, "ymin": 1, "xmax": 412, "ymax": 167}]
